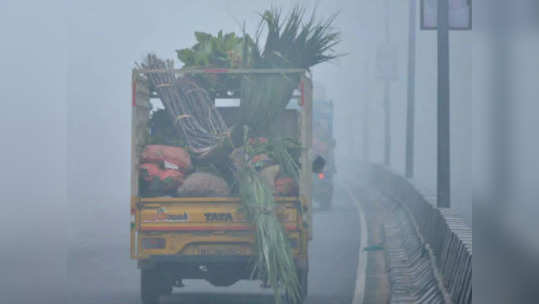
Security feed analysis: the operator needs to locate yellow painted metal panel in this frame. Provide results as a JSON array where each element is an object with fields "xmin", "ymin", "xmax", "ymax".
[
  {"xmin": 139, "ymin": 201, "xmax": 298, "ymax": 230},
  {"xmin": 139, "ymin": 196, "xmax": 298, "ymax": 203},
  {"xmin": 138, "ymin": 231, "xmax": 302, "ymax": 258}
]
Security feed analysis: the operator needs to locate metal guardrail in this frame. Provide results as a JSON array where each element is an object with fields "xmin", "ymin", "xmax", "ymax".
[
  {"xmin": 362, "ymin": 164, "xmax": 472, "ymax": 304},
  {"xmin": 384, "ymin": 203, "xmax": 448, "ymax": 303}
]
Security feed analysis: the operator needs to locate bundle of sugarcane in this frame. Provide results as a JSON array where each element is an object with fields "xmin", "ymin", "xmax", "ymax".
[
  {"xmin": 236, "ymin": 128, "xmax": 302, "ymax": 303},
  {"xmin": 233, "ymin": 7, "xmax": 340, "ymax": 303},
  {"xmin": 138, "ymin": 54, "xmax": 230, "ymax": 157},
  {"xmin": 239, "ymin": 166, "xmax": 301, "ymax": 303}
]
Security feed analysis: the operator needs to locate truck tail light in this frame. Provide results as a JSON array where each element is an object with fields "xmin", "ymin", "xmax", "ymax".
[
  {"xmin": 142, "ymin": 238, "xmax": 166, "ymax": 249},
  {"xmin": 318, "ymin": 173, "xmax": 325, "ymax": 179}
]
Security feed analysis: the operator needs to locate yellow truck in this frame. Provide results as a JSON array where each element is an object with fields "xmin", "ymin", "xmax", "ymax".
[{"xmin": 130, "ymin": 68, "xmax": 314, "ymax": 304}]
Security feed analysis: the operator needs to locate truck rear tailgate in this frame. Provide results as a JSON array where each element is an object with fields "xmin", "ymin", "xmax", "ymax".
[
  {"xmin": 139, "ymin": 197, "xmax": 299, "ymax": 232},
  {"xmin": 132, "ymin": 196, "xmax": 303, "ymax": 258}
]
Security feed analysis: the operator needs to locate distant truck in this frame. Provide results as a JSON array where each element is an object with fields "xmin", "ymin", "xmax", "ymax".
[
  {"xmin": 312, "ymin": 94, "xmax": 336, "ymax": 210},
  {"xmin": 130, "ymin": 68, "xmax": 315, "ymax": 304}
]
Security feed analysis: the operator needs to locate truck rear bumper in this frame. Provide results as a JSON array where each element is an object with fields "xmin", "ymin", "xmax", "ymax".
[
  {"xmin": 138, "ymin": 255, "xmax": 307, "ymax": 287},
  {"xmin": 138, "ymin": 255, "xmax": 309, "ymax": 273},
  {"xmin": 138, "ymin": 255, "xmax": 253, "ymax": 269},
  {"xmin": 139, "ymin": 255, "xmax": 253, "ymax": 287},
  {"xmin": 139, "ymin": 255, "xmax": 307, "ymax": 269}
]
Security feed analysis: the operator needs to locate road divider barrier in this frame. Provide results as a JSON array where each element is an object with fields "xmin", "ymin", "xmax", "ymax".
[{"xmin": 359, "ymin": 164, "xmax": 472, "ymax": 304}]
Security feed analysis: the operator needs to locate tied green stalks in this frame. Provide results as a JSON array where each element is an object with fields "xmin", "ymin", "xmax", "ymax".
[
  {"xmin": 236, "ymin": 127, "xmax": 302, "ymax": 304},
  {"xmin": 239, "ymin": 5, "xmax": 341, "ymax": 133},
  {"xmin": 247, "ymin": 137, "xmax": 302, "ymax": 180},
  {"xmin": 239, "ymin": 74, "xmax": 300, "ymax": 134},
  {"xmin": 233, "ymin": 7, "xmax": 340, "ymax": 302},
  {"xmin": 238, "ymin": 167, "xmax": 301, "ymax": 304},
  {"xmin": 251, "ymin": 6, "xmax": 341, "ymax": 69}
]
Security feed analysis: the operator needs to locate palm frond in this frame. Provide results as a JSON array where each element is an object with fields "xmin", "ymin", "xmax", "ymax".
[
  {"xmin": 252, "ymin": 5, "xmax": 342, "ymax": 69},
  {"xmin": 237, "ymin": 5, "xmax": 341, "ymax": 131}
]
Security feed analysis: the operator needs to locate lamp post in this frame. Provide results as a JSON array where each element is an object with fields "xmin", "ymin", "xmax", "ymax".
[
  {"xmin": 437, "ymin": 0, "xmax": 451, "ymax": 208},
  {"xmin": 383, "ymin": 0, "xmax": 391, "ymax": 166},
  {"xmin": 405, "ymin": 0, "xmax": 417, "ymax": 178}
]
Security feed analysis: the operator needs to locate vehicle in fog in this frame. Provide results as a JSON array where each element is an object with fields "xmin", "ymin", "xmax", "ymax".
[
  {"xmin": 130, "ymin": 68, "xmax": 315, "ymax": 304},
  {"xmin": 312, "ymin": 95, "xmax": 336, "ymax": 210}
]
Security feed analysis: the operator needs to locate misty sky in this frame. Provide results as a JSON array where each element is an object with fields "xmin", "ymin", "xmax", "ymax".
[
  {"xmin": 6, "ymin": 1, "xmax": 539, "ymax": 303},
  {"xmin": 0, "ymin": 0, "xmax": 473, "ymax": 269},
  {"xmin": 0, "ymin": 0, "xmax": 478, "ymax": 302}
]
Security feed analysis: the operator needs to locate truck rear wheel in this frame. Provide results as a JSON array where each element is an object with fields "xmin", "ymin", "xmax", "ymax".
[
  {"xmin": 207, "ymin": 275, "xmax": 238, "ymax": 287},
  {"xmin": 141, "ymin": 269, "xmax": 172, "ymax": 304}
]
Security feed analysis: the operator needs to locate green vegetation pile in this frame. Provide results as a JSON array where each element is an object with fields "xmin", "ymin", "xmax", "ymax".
[{"xmin": 177, "ymin": 31, "xmax": 255, "ymax": 98}]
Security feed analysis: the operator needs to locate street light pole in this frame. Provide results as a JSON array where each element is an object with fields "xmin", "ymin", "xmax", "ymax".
[
  {"xmin": 437, "ymin": 0, "xmax": 451, "ymax": 208},
  {"xmin": 383, "ymin": 0, "xmax": 391, "ymax": 166},
  {"xmin": 405, "ymin": 0, "xmax": 417, "ymax": 178},
  {"xmin": 384, "ymin": 82, "xmax": 391, "ymax": 166},
  {"xmin": 362, "ymin": 64, "xmax": 370, "ymax": 162}
]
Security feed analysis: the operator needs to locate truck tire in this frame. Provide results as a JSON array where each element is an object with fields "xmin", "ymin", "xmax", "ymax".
[
  {"xmin": 141, "ymin": 269, "xmax": 172, "ymax": 304},
  {"xmin": 207, "ymin": 275, "xmax": 238, "ymax": 287}
]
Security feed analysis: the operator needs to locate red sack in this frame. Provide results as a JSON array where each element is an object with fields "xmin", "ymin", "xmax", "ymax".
[
  {"xmin": 140, "ymin": 163, "xmax": 162, "ymax": 182},
  {"xmin": 142, "ymin": 145, "xmax": 192, "ymax": 172},
  {"xmin": 275, "ymin": 177, "xmax": 299, "ymax": 196},
  {"xmin": 158, "ymin": 169, "xmax": 185, "ymax": 186},
  {"xmin": 140, "ymin": 163, "xmax": 185, "ymax": 193}
]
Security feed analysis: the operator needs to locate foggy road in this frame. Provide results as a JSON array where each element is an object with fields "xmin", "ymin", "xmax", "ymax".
[{"xmin": 67, "ymin": 187, "xmax": 361, "ymax": 304}]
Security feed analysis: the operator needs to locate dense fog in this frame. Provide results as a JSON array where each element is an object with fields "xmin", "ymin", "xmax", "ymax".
[{"xmin": 1, "ymin": 0, "xmax": 538, "ymax": 303}]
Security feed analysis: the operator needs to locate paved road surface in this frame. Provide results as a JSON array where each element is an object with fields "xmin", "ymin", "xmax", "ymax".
[{"xmin": 66, "ymin": 188, "xmax": 361, "ymax": 304}]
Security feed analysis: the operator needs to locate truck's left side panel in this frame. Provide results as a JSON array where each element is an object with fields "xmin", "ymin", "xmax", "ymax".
[{"xmin": 131, "ymin": 71, "xmax": 151, "ymax": 258}]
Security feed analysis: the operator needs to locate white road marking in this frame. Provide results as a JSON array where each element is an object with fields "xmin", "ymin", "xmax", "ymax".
[{"xmin": 345, "ymin": 186, "xmax": 368, "ymax": 304}]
